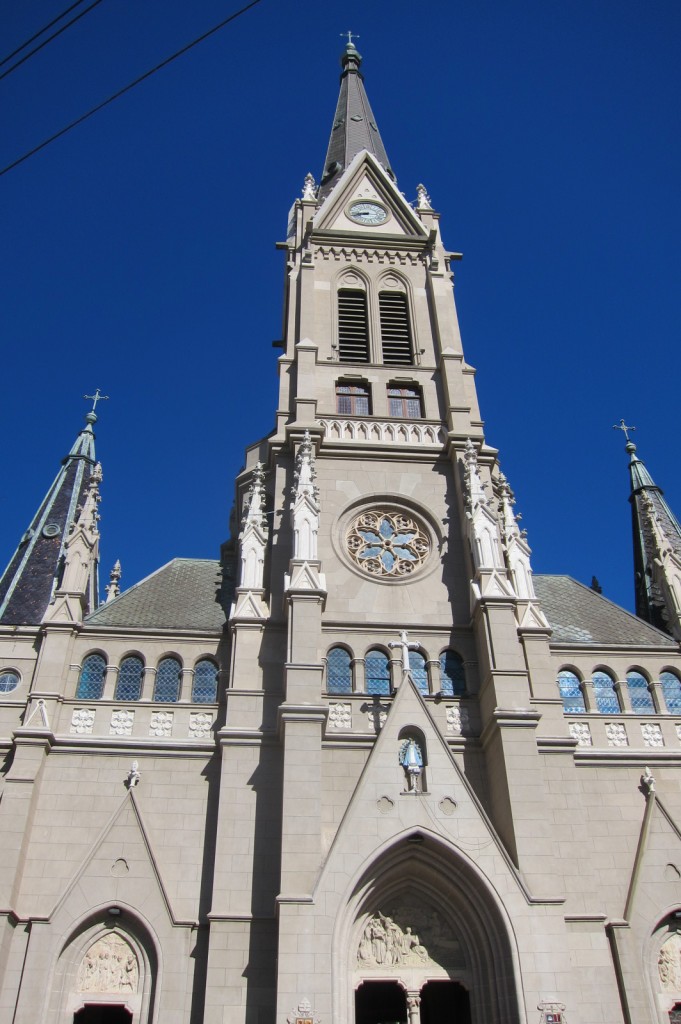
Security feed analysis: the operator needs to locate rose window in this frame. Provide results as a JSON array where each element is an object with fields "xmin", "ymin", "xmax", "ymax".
[{"xmin": 347, "ymin": 510, "xmax": 430, "ymax": 577}]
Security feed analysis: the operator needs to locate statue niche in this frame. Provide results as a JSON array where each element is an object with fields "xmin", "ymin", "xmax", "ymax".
[{"xmin": 77, "ymin": 932, "xmax": 139, "ymax": 994}]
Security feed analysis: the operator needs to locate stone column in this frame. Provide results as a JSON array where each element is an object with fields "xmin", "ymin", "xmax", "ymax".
[{"xmin": 406, "ymin": 991, "xmax": 421, "ymax": 1024}]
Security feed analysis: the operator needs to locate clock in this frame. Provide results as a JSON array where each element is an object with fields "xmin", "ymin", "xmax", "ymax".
[{"xmin": 347, "ymin": 201, "xmax": 389, "ymax": 226}]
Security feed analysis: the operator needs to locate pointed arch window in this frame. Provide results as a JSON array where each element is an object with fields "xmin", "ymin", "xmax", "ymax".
[
  {"xmin": 365, "ymin": 649, "xmax": 391, "ymax": 696},
  {"xmin": 379, "ymin": 292, "xmax": 413, "ymax": 365},
  {"xmin": 153, "ymin": 657, "xmax": 182, "ymax": 703},
  {"xmin": 192, "ymin": 659, "xmax": 218, "ymax": 703},
  {"xmin": 627, "ymin": 670, "xmax": 655, "ymax": 713},
  {"xmin": 76, "ymin": 654, "xmax": 107, "ymax": 700},
  {"xmin": 592, "ymin": 670, "xmax": 620, "ymax": 713},
  {"xmin": 557, "ymin": 670, "xmax": 585, "ymax": 713},
  {"xmin": 410, "ymin": 651, "xmax": 429, "ymax": 696},
  {"xmin": 660, "ymin": 671, "xmax": 681, "ymax": 713},
  {"xmin": 327, "ymin": 647, "xmax": 353, "ymax": 694},
  {"xmin": 115, "ymin": 656, "xmax": 144, "ymax": 701},
  {"xmin": 440, "ymin": 650, "xmax": 466, "ymax": 697},
  {"xmin": 338, "ymin": 289, "xmax": 369, "ymax": 362}
]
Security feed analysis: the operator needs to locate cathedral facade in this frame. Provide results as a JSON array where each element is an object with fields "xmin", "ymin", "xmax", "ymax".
[{"xmin": 3, "ymin": 42, "xmax": 681, "ymax": 1024}]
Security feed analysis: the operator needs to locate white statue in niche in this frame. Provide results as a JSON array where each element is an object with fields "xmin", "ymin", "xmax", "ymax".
[
  {"xmin": 399, "ymin": 738, "xmax": 423, "ymax": 793},
  {"xmin": 77, "ymin": 933, "xmax": 139, "ymax": 993},
  {"xmin": 659, "ymin": 933, "xmax": 681, "ymax": 991}
]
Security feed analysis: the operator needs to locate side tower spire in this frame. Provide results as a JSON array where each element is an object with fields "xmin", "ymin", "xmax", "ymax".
[
  {"xmin": 616, "ymin": 420, "xmax": 681, "ymax": 639},
  {"xmin": 0, "ymin": 403, "xmax": 102, "ymax": 625},
  {"xmin": 318, "ymin": 37, "xmax": 394, "ymax": 200}
]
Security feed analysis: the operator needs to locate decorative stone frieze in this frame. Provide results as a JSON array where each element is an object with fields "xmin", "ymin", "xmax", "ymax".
[
  {"xmin": 189, "ymin": 712, "xmax": 213, "ymax": 739},
  {"xmin": 315, "ymin": 246, "xmax": 424, "ymax": 266},
  {"xmin": 605, "ymin": 722, "xmax": 628, "ymax": 747},
  {"xmin": 71, "ymin": 708, "xmax": 95, "ymax": 735},
  {"xmin": 150, "ymin": 711, "xmax": 173, "ymax": 737},
  {"xmin": 328, "ymin": 702, "xmax": 351, "ymax": 729},
  {"xmin": 319, "ymin": 419, "xmax": 444, "ymax": 446},
  {"xmin": 641, "ymin": 722, "xmax": 664, "ymax": 747},
  {"xmin": 110, "ymin": 710, "xmax": 133, "ymax": 737},
  {"xmin": 569, "ymin": 722, "xmax": 592, "ymax": 747}
]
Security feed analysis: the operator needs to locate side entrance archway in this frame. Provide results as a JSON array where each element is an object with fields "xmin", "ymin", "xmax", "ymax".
[{"xmin": 73, "ymin": 1006, "xmax": 133, "ymax": 1024}]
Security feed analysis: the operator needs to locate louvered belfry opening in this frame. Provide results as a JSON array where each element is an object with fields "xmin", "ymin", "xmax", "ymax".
[
  {"xmin": 379, "ymin": 291, "xmax": 412, "ymax": 364},
  {"xmin": 338, "ymin": 289, "xmax": 370, "ymax": 362}
]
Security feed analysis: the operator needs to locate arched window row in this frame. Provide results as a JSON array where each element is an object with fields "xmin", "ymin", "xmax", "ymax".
[
  {"xmin": 326, "ymin": 646, "xmax": 466, "ymax": 697},
  {"xmin": 557, "ymin": 667, "xmax": 681, "ymax": 715},
  {"xmin": 76, "ymin": 653, "xmax": 219, "ymax": 703}
]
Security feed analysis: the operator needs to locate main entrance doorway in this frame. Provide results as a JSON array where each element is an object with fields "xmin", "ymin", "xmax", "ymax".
[
  {"xmin": 73, "ymin": 1006, "xmax": 133, "ymax": 1024},
  {"xmin": 356, "ymin": 980, "xmax": 407, "ymax": 1024},
  {"xmin": 420, "ymin": 981, "xmax": 470, "ymax": 1023}
]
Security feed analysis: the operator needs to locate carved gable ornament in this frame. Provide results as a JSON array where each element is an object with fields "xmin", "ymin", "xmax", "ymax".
[
  {"xmin": 77, "ymin": 932, "xmax": 139, "ymax": 993},
  {"xmin": 357, "ymin": 906, "xmax": 463, "ymax": 971}
]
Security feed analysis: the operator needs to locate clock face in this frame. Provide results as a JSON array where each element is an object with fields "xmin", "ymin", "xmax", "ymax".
[{"xmin": 348, "ymin": 201, "xmax": 389, "ymax": 226}]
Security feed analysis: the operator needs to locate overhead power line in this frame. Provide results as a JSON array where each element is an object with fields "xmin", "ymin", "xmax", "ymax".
[
  {"xmin": 0, "ymin": 0, "xmax": 106, "ymax": 83},
  {"xmin": 0, "ymin": 0, "xmax": 90, "ymax": 68},
  {"xmin": 0, "ymin": 0, "xmax": 264, "ymax": 178}
]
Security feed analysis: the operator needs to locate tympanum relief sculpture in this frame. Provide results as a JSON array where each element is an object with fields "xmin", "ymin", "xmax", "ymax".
[
  {"xmin": 659, "ymin": 932, "xmax": 681, "ymax": 991},
  {"xmin": 77, "ymin": 933, "xmax": 139, "ymax": 993},
  {"xmin": 357, "ymin": 906, "xmax": 462, "ymax": 971}
]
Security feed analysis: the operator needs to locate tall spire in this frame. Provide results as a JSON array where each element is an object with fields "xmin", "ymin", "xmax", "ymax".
[
  {"xmin": 0, "ymin": 405, "xmax": 101, "ymax": 625},
  {"xmin": 615, "ymin": 421, "xmax": 681, "ymax": 637},
  {"xmin": 318, "ymin": 38, "xmax": 394, "ymax": 200}
]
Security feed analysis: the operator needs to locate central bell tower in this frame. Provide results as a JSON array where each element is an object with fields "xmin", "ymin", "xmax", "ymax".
[{"xmin": 207, "ymin": 41, "xmax": 559, "ymax": 1024}]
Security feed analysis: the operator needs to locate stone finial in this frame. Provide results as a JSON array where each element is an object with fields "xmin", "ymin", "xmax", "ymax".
[
  {"xmin": 237, "ymin": 463, "xmax": 269, "ymax": 592},
  {"xmin": 302, "ymin": 173, "xmax": 317, "ymax": 201},
  {"xmin": 641, "ymin": 765, "xmax": 656, "ymax": 794},
  {"xmin": 74, "ymin": 463, "xmax": 103, "ymax": 536},
  {"xmin": 105, "ymin": 559, "xmax": 122, "ymax": 602},
  {"xmin": 388, "ymin": 629, "xmax": 421, "ymax": 676},
  {"xmin": 463, "ymin": 439, "xmax": 489, "ymax": 516},
  {"xmin": 416, "ymin": 183, "xmax": 432, "ymax": 209},
  {"xmin": 290, "ymin": 431, "xmax": 321, "ymax": 562},
  {"xmin": 126, "ymin": 761, "xmax": 141, "ymax": 789},
  {"xmin": 242, "ymin": 462, "xmax": 268, "ymax": 528}
]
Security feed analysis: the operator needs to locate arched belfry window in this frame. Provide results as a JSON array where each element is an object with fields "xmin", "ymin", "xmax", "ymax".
[
  {"xmin": 592, "ymin": 670, "xmax": 619, "ymax": 713},
  {"xmin": 365, "ymin": 649, "xmax": 391, "ymax": 696},
  {"xmin": 557, "ymin": 670, "xmax": 585, "ymax": 713},
  {"xmin": 627, "ymin": 670, "xmax": 655, "ymax": 713},
  {"xmin": 192, "ymin": 659, "xmax": 218, "ymax": 703},
  {"xmin": 338, "ymin": 289, "xmax": 369, "ymax": 362},
  {"xmin": 379, "ymin": 291, "xmax": 413, "ymax": 365},
  {"xmin": 76, "ymin": 653, "xmax": 107, "ymax": 700},
  {"xmin": 153, "ymin": 657, "xmax": 182, "ymax": 702},
  {"xmin": 115, "ymin": 656, "xmax": 144, "ymax": 701},
  {"xmin": 327, "ymin": 647, "xmax": 353, "ymax": 694}
]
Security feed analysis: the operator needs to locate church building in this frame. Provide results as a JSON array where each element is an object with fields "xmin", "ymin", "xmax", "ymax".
[{"xmin": 3, "ymin": 40, "xmax": 681, "ymax": 1024}]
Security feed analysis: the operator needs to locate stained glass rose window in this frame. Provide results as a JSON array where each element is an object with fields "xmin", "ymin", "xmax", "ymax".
[{"xmin": 347, "ymin": 509, "xmax": 430, "ymax": 577}]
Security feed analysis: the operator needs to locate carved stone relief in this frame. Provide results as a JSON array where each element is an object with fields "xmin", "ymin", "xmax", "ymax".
[
  {"xmin": 110, "ymin": 710, "xmax": 133, "ymax": 736},
  {"xmin": 659, "ymin": 932, "xmax": 681, "ymax": 991},
  {"xmin": 71, "ymin": 708, "xmax": 95, "ymax": 735},
  {"xmin": 77, "ymin": 933, "xmax": 139, "ymax": 993},
  {"xmin": 357, "ymin": 905, "xmax": 462, "ymax": 971},
  {"xmin": 642, "ymin": 722, "xmax": 664, "ymax": 747},
  {"xmin": 328, "ymin": 703, "xmax": 351, "ymax": 729}
]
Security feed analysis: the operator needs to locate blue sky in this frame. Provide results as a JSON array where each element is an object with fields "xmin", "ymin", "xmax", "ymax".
[{"xmin": 1, "ymin": 0, "xmax": 680, "ymax": 613}]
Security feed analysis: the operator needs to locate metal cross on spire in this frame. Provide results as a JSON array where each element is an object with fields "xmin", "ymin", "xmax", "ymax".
[
  {"xmin": 613, "ymin": 419, "xmax": 636, "ymax": 443},
  {"xmin": 341, "ymin": 30, "xmax": 359, "ymax": 47},
  {"xmin": 83, "ymin": 388, "xmax": 110, "ymax": 413},
  {"xmin": 388, "ymin": 630, "xmax": 421, "ymax": 676}
]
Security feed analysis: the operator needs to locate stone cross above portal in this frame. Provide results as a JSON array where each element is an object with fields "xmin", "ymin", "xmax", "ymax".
[{"xmin": 388, "ymin": 630, "xmax": 421, "ymax": 675}]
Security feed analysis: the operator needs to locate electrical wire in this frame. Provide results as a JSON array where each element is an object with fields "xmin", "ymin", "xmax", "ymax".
[
  {"xmin": 0, "ymin": 0, "xmax": 106, "ymax": 83},
  {"xmin": 0, "ymin": 0, "xmax": 90, "ymax": 68},
  {"xmin": 0, "ymin": 0, "xmax": 264, "ymax": 178}
]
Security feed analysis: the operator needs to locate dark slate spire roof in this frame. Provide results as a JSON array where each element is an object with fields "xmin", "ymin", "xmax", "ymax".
[
  {"xmin": 318, "ymin": 41, "xmax": 394, "ymax": 200},
  {"xmin": 625, "ymin": 437, "xmax": 681, "ymax": 634},
  {"xmin": 0, "ymin": 412, "xmax": 98, "ymax": 625}
]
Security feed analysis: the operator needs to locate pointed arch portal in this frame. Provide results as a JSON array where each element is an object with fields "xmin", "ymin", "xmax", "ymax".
[{"xmin": 340, "ymin": 833, "xmax": 522, "ymax": 1024}]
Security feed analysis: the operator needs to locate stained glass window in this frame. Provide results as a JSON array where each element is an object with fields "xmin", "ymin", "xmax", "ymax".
[
  {"xmin": 387, "ymin": 385, "xmax": 422, "ymax": 418},
  {"xmin": 365, "ymin": 650, "xmax": 391, "ymax": 696},
  {"xmin": 661, "ymin": 671, "xmax": 681, "ymax": 713},
  {"xmin": 557, "ymin": 670, "xmax": 585, "ymax": 713},
  {"xmin": 347, "ymin": 509, "xmax": 430, "ymax": 578},
  {"xmin": 76, "ymin": 654, "xmax": 107, "ymax": 700},
  {"xmin": 336, "ymin": 382, "xmax": 370, "ymax": 415},
  {"xmin": 192, "ymin": 659, "xmax": 218, "ymax": 703},
  {"xmin": 592, "ymin": 671, "xmax": 619, "ymax": 714},
  {"xmin": 0, "ymin": 670, "xmax": 20, "ymax": 694},
  {"xmin": 626, "ymin": 671, "xmax": 655, "ymax": 713},
  {"xmin": 440, "ymin": 651, "xmax": 465, "ymax": 697},
  {"xmin": 327, "ymin": 647, "xmax": 352, "ymax": 694},
  {"xmin": 154, "ymin": 657, "xmax": 182, "ymax": 703},
  {"xmin": 410, "ymin": 651, "xmax": 429, "ymax": 696},
  {"xmin": 115, "ymin": 656, "xmax": 144, "ymax": 701}
]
